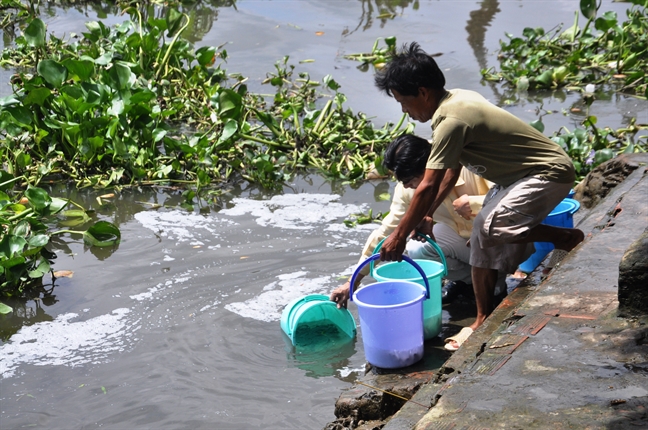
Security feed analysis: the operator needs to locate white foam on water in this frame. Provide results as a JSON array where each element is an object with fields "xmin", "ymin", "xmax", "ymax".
[
  {"xmin": 337, "ymin": 366, "xmax": 364, "ymax": 378},
  {"xmin": 220, "ymin": 194, "xmax": 366, "ymax": 230},
  {"xmin": 129, "ymin": 270, "xmax": 194, "ymax": 302},
  {"xmin": 225, "ymin": 271, "xmax": 332, "ymax": 322},
  {"xmin": 134, "ymin": 210, "xmax": 235, "ymax": 242},
  {"xmin": 326, "ymin": 222, "xmax": 376, "ymax": 233},
  {"xmin": 199, "ymin": 299, "xmax": 221, "ymax": 313},
  {"xmin": 0, "ymin": 308, "xmax": 133, "ymax": 379}
]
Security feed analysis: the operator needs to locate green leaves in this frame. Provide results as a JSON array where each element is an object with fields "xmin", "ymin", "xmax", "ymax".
[
  {"xmin": 23, "ymin": 87, "xmax": 51, "ymax": 106},
  {"xmin": 24, "ymin": 187, "xmax": 51, "ymax": 212},
  {"xmin": 64, "ymin": 59, "xmax": 95, "ymax": 81},
  {"xmin": 0, "ymin": 172, "xmax": 122, "ymax": 297},
  {"xmin": 482, "ymin": 4, "xmax": 647, "ymax": 96},
  {"xmin": 216, "ymin": 89, "xmax": 243, "ymax": 120},
  {"xmin": 529, "ymin": 120, "xmax": 545, "ymax": 133},
  {"xmin": 83, "ymin": 221, "xmax": 120, "ymax": 247},
  {"xmin": 195, "ymin": 46, "xmax": 216, "ymax": 67},
  {"xmin": 218, "ymin": 119, "xmax": 238, "ymax": 144},
  {"xmin": 23, "ymin": 18, "xmax": 46, "ymax": 47},
  {"xmin": 1, "ymin": 11, "xmax": 409, "ymax": 192},
  {"xmin": 37, "ymin": 60, "xmax": 68, "ymax": 88},
  {"xmin": 343, "ymin": 36, "xmax": 398, "ymax": 70},
  {"xmin": 549, "ymin": 118, "xmax": 646, "ymax": 182},
  {"xmin": 107, "ymin": 62, "xmax": 135, "ymax": 90},
  {"xmin": 580, "ymin": 0, "xmax": 598, "ymax": 20},
  {"xmin": 0, "ymin": 302, "xmax": 12, "ymax": 315},
  {"xmin": 0, "ymin": 235, "xmax": 27, "ymax": 260}
]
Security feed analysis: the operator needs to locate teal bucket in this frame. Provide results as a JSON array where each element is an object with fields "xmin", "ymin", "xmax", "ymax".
[
  {"xmin": 280, "ymin": 294, "xmax": 356, "ymax": 347},
  {"xmin": 350, "ymin": 255, "xmax": 429, "ymax": 369},
  {"xmin": 370, "ymin": 235, "xmax": 446, "ymax": 339}
]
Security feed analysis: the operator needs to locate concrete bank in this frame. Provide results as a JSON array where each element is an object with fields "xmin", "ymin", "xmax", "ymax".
[{"xmin": 325, "ymin": 154, "xmax": 648, "ymax": 430}]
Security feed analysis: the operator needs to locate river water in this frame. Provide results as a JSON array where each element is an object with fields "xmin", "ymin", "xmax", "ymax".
[{"xmin": 1, "ymin": 1, "xmax": 646, "ymax": 429}]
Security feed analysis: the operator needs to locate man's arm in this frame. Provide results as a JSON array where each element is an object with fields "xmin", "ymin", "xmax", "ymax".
[
  {"xmin": 380, "ymin": 167, "xmax": 461, "ymax": 261},
  {"xmin": 331, "ymin": 183, "xmax": 412, "ymax": 308},
  {"xmin": 427, "ymin": 167, "xmax": 463, "ymax": 217}
]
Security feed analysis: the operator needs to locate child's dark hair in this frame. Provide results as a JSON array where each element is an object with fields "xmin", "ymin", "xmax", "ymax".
[{"xmin": 383, "ymin": 134, "xmax": 431, "ymax": 182}]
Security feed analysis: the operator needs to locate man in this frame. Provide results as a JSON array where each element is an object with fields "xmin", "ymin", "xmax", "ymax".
[
  {"xmin": 374, "ymin": 42, "xmax": 584, "ymax": 351},
  {"xmin": 330, "ymin": 134, "xmax": 508, "ymax": 310}
]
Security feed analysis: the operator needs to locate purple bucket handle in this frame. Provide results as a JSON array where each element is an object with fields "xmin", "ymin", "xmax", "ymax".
[{"xmin": 349, "ymin": 254, "xmax": 430, "ymax": 301}]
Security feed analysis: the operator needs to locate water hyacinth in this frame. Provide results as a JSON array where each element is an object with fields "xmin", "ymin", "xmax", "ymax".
[
  {"xmin": 481, "ymin": 0, "xmax": 648, "ymax": 98},
  {"xmin": 0, "ymin": 172, "xmax": 121, "ymax": 303},
  {"xmin": 0, "ymin": 7, "xmax": 411, "ymax": 192},
  {"xmin": 585, "ymin": 149, "xmax": 596, "ymax": 165}
]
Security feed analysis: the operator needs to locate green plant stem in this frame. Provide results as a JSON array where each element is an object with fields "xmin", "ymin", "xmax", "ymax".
[
  {"xmin": 390, "ymin": 113, "xmax": 407, "ymax": 134},
  {"xmin": 292, "ymin": 107, "xmax": 301, "ymax": 136},
  {"xmin": 0, "ymin": 175, "xmax": 27, "ymax": 189},
  {"xmin": 238, "ymin": 133, "xmax": 291, "ymax": 149},
  {"xmin": 6, "ymin": 207, "xmax": 33, "ymax": 222},
  {"xmin": 121, "ymin": 6, "xmax": 144, "ymax": 70},
  {"xmin": 312, "ymin": 99, "xmax": 332, "ymax": 134},
  {"xmin": 50, "ymin": 229, "xmax": 83, "ymax": 236},
  {"xmin": 155, "ymin": 13, "xmax": 190, "ymax": 81},
  {"xmin": 314, "ymin": 106, "xmax": 336, "ymax": 138}
]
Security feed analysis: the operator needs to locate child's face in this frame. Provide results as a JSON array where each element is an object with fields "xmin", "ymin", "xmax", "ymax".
[{"xmin": 402, "ymin": 175, "xmax": 423, "ymax": 189}]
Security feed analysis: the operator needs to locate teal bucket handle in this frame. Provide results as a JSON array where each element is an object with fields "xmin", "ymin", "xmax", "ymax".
[
  {"xmin": 282, "ymin": 294, "xmax": 327, "ymax": 338},
  {"xmin": 349, "ymin": 254, "xmax": 430, "ymax": 301},
  {"xmin": 370, "ymin": 233, "xmax": 447, "ymax": 277}
]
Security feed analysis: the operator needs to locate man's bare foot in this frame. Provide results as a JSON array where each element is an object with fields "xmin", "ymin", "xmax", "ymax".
[
  {"xmin": 556, "ymin": 228, "xmax": 585, "ymax": 252},
  {"xmin": 543, "ymin": 228, "xmax": 584, "ymax": 274}
]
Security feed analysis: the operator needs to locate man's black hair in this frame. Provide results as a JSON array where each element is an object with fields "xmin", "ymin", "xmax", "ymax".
[
  {"xmin": 374, "ymin": 42, "xmax": 446, "ymax": 97},
  {"xmin": 383, "ymin": 134, "xmax": 431, "ymax": 182}
]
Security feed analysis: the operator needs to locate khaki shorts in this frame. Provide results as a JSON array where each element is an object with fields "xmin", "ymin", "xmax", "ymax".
[{"xmin": 470, "ymin": 176, "xmax": 573, "ymax": 273}]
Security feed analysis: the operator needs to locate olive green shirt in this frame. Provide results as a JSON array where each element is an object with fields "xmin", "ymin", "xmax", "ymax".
[{"xmin": 427, "ymin": 89, "xmax": 575, "ymax": 187}]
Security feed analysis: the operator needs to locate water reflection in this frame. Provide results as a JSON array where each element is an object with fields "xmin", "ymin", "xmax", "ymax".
[
  {"xmin": 40, "ymin": 1, "xmax": 116, "ymax": 20},
  {"xmin": 132, "ymin": 0, "xmax": 237, "ymax": 44},
  {"xmin": 344, "ymin": 0, "xmax": 420, "ymax": 36},
  {"xmin": 283, "ymin": 331, "xmax": 358, "ymax": 379},
  {"xmin": 465, "ymin": 0, "xmax": 502, "ymax": 101},
  {"xmin": 0, "ymin": 0, "xmax": 237, "ymax": 45},
  {"xmin": 466, "ymin": 0, "xmax": 500, "ymax": 72},
  {"xmin": 0, "ymin": 293, "xmax": 56, "ymax": 341}
]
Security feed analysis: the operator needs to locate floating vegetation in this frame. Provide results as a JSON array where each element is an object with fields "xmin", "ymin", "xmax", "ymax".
[
  {"xmin": 481, "ymin": 0, "xmax": 648, "ymax": 98},
  {"xmin": 536, "ymin": 117, "xmax": 647, "ymax": 182},
  {"xmin": 343, "ymin": 36, "xmax": 397, "ymax": 71},
  {"xmin": 0, "ymin": 171, "xmax": 121, "ymax": 306},
  {"xmin": 343, "ymin": 208, "xmax": 387, "ymax": 228},
  {"xmin": 0, "ymin": 4, "xmax": 412, "ymax": 192}
]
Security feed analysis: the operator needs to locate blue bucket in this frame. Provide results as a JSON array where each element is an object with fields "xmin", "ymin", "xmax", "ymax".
[
  {"xmin": 518, "ymin": 198, "xmax": 580, "ymax": 273},
  {"xmin": 370, "ymin": 235, "xmax": 445, "ymax": 339},
  {"xmin": 350, "ymin": 254, "xmax": 429, "ymax": 369},
  {"xmin": 280, "ymin": 294, "xmax": 356, "ymax": 347}
]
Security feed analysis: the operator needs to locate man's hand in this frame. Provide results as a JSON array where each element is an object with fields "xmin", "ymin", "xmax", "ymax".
[
  {"xmin": 379, "ymin": 233, "xmax": 407, "ymax": 261},
  {"xmin": 453, "ymin": 194, "xmax": 472, "ymax": 220},
  {"xmin": 411, "ymin": 215, "xmax": 435, "ymax": 242},
  {"xmin": 330, "ymin": 281, "xmax": 351, "ymax": 309}
]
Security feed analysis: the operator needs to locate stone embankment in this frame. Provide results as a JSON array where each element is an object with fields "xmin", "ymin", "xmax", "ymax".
[{"xmin": 325, "ymin": 153, "xmax": 648, "ymax": 430}]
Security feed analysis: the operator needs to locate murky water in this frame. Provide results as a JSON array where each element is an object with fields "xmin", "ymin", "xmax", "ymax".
[{"xmin": 1, "ymin": 1, "xmax": 647, "ymax": 429}]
